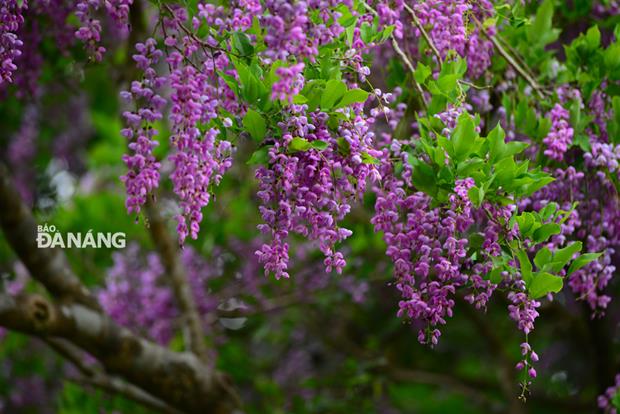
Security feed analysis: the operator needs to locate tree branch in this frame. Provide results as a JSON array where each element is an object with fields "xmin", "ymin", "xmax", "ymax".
[
  {"xmin": 472, "ymin": 16, "xmax": 548, "ymax": 98},
  {"xmin": 360, "ymin": 0, "xmax": 428, "ymax": 110},
  {"xmin": 0, "ymin": 163, "xmax": 99, "ymax": 309},
  {"xmin": 43, "ymin": 337, "xmax": 98, "ymax": 377},
  {"xmin": 402, "ymin": 3, "xmax": 443, "ymax": 65},
  {"xmin": 145, "ymin": 201, "xmax": 209, "ymax": 361},
  {"xmin": 0, "ymin": 164, "xmax": 239, "ymax": 413},
  {"xmin": 45, "ymin": 338, "xmax": 182, "ymax": 414},
  {"xmin": 0, "ymin": 292, "xmax": 238, "ymax": 414},
  {"xmin": 69, "ymin": 375, "xmax": 184, "ymax": 414}
]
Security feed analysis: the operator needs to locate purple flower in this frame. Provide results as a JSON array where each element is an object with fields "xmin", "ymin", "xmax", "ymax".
[
  {"xmin": 256, "ymin": 105, "xmax": 380, "ymax": 278},
  {"xmin": 543, "ymin": 104, "xmax": 573, "ymax": 161},
  {"xmin": 598, "ymin": 374, "xmax": 620, "ymax": 413},
  {"xmin": 271, "ymin": 62, "xmax": 305, "ymax": 104},
  {"xmin": 98, "ymin": 244, "xmax": 219, "ymax": 345},
  {"xmin": 0, "ymin": 0, "xmax": 26, "ymax": 86},
  {"xmin": 120, "ymin": 39, "xmax": 166, "ymax": 215}
]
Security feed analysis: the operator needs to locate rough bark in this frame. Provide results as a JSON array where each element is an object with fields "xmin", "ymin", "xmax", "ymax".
[
  {"xmin": 0, "ymin": 163, "xmax": 99, "ymax": 309},
  {"xmin": 0, "ymin": 163, "xmax": 240, "ymax": 413},
  {"xmin": 0, "ymin": 292, "xmax": 236, "ymax": 413}
]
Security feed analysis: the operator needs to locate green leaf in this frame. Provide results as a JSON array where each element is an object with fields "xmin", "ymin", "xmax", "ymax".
[
  {"xmin": 532, "ymin": 223, "xmax": 561, "ymax": 243},
  {"xmin": 516, "ymin": 249, "xmax": 533, "ymax": 284},
  {"xmin": 232, "ymin": 58, "xmax": 268, "ymax": 106},
  {"xmin": 516, "ymin": 212, "xmax": 536, "ymax": 237},
  {"xmin": 567, "ymin": 252, "xmax": 603, "ymax": 275},
  {"xmin": 609, "ymin": 96, "xmax": 620, "ymax": 145},
  {"xmin": 242, "ymin": 109, "xmax": 267, "ymax": 142},
  {"xmin": 232, "ymin": 32, "xmax": 254, "ymax": 56},
  {"xmin": 338, "ymin": 6, "xmax": 357, "ymax": 27},
  {"xmin": 487, "ymin": 122, "xmax": 506, "ymax": 163},
  {"xmin": 336, "ymin": 89, "xmax": 370, "ymax": 108},
  {"xmin": 489, "ymin": 267, "xmax": 503, "ymax": 284},
  {"xmin": 293, "ymin": 94, "xmax": 308, "ymax": 104},
  {"xmin": 320, "ymin": 80, "xmax": 347, "ymax": 110},
  {"xmin": 452, "ymin": 113, "xmax": 477, "ymax": 162},
  {"xmin": 605, "ymin": 43, "xmax": 620, "ymax": 81},
  {"xmin": 456, "ymin": 157, "xmax": 484, "ymax": 177},
  {"xmin": 378, "ymin": 25, "xmax": 395, "ymax": 42},
  {"xmin": 553, "ymin": 241, "xmax": 582, "ymax": 265},
  {"xmin": 528, "ymin": 272, "xmax": 563, "ymax": 299},
  {"xmin": 585, "ymin": 25, "xmax": 601, "ymax": 50},
  {"xmin": 468, "ymin": 233, "xmax": 485, "ymax": 252},
  {"xmin": 361, "ymin": 152, "xmax": 380, "ymax": 165},
  {"xmin": 289, "ymin": 137, "xmax": 312, "ymax": 152},
  {"xmin": 467, "ymin": 186, "xmax": 484, "ymax": 208},
  {"xmin": 345, "ymin": 23, "xmax": 356, "ymax": 46},
  {"xmin": 302, "ymin": 80, "xmax": 326, "ymax": 112},
  {"xmin": 246, "ymin": 146, "xmax": 271, "ymax": 165},
  {"xmin": 414, "ymin": 63, "xmax": 431, "ymax": 85},
  {"xmin": 337, "ymin": 137, "xmax": 351, "ymax": 156},
  {"xmin": 612, "ymin": 387, "xmax": 620, "ymax": 410},
  {"xmin": 520, "ymin": 175, "xmax": 555, "ymax": 196},
  {"xmin": 360, "ymin": 22, "xmax": 374, "ymax": 44},
  {"xmin": 534, "ymin": 247, "xmax": 552, "ymax": 270},
  {"xmin": 494, "ymin": 156, "xmax": 517, "ymax": 188},
  {"xmin": 527, "ymin": 0, "xmax": 558, "ymax": 47},
  {"xmin": 311, "ymin": 140, "xmax": 329, "ymax": 150},
  {"xmin": 539, "ymin": 203, "xmax": 558, "ymax": 221},
  {"xmin": 319, "ymin": 52, "xmax": 341, "ymax": 80},
  {"xmin": 411, "ymin": 158, "xmax": 437, "ymax": 197},
  {"xmin": 546, "ymin": 241, "xmax": 583, "ymax": 273},
  {"xmin": 505, "ymin": 141, "xmax": 529, "ymax": 157},
  {"xmin": 437, "ymin": 74, "xmax": 459, "ymax": 94},
  {"xmin": 218, "ymin": 71, "xmax": 240, "ymax": 96}
]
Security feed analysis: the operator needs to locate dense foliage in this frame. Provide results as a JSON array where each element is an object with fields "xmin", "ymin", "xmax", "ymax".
[{"xmin": 2, "ymin": 0, "xmax": 620, "ymax": 413}]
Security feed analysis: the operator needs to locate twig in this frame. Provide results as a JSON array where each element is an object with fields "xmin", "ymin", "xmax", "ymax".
[
  {"xmin": 391, "ymin": 38, "xmax": 428, "ymax": 109},
  {"xmin": 361, "ymin": 0, "xmax": 428, "ymax": 110},
  {"xmin": 403, "ymin": 6, "xmax": 492, "ymax": 93},
  {"xmin": 459, "ymin": 79, "xmax": 493, "ymax": 90},
  {"xmin": 403, "ymin": 3, "xmax": 443, "ymax": 65},
  {"xmin": 161, "ymin": 3, "xmax": 241, "ymax": 59},
  {"xmin": 472, "ymin": 15, "xmax": 547, "ymax": 98}
]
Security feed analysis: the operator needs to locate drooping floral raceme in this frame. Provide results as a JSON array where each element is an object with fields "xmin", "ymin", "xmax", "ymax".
[
  {"xmin": 120, "ymin": 39, "xmax": 166, "ymax": 216},
  {"xmin": 0, "ymin": 0, "xmax": 26, "ymax": 86}
]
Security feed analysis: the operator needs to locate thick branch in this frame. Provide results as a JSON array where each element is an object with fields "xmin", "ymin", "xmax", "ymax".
[
  {"xmin": 0, "ymin": 163, "xmax": 99, "ymax": 309},
  {"xmin": 45, "ymin": 338, "xmax": 181, "ymax": 414},
  {"xmin": 145, "ymin": 201, "xmax": 208, "ymax": 361},
  {"xmin": 0, "ymin": 164, "xmax": 238, "ymax": 413},
  {"xmin": 0, "ymin": 292, "xmax": 237, "ymax": 414},
  {"xmin": 44, "ymin": 337, "xmax": 98, "ymax": 376},
  {"xmin": 70, "ymin": 375, "xmax": 183, "ymax": 414}
]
